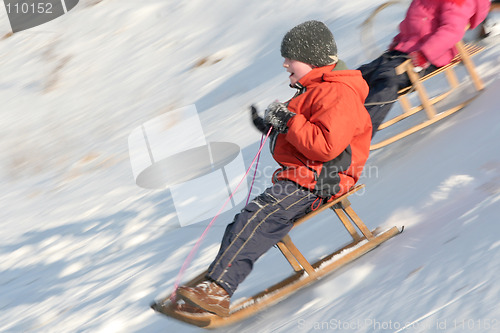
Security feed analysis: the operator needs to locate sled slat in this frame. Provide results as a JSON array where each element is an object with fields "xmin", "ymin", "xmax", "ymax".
[
  {"xmin": 445, "ymin": 67, "xmax": 459, "ymax": 89},
  {"xmin": 279, "ymin": 235, "xmax": 316, "ymax": 276},
  {"xmin": 276, "ymin": 240, "xmax": 303, "ymax": 272},
  {"xmin": 405, "ymin": 61, "xmax": 437, "ymax": 119},
  {"xmin": 333, "ymin": 207, "xmax": 361, "ymax": 241},
  {"xmin": 399, "ymin": 94, "xmax": 412, "ymax": 113},
  {"xmin": 344, "ymin": 205, "xmax": 374, "ymax": 240},
  {"xmin": 455, "ymin": 41, "xmax": 484, "ymax": 91}
]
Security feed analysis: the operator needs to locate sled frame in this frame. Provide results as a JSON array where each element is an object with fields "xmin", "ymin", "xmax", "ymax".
[
  {"xmin": 370, "ymin": 40, "xmax": 485, "ymax": 150},
  {"xmin": 152, "ymin": 184, "xmax": 402, "ymax": 328}
]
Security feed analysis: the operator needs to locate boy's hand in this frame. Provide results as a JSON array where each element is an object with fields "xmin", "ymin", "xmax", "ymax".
[
  {"xmin": 250, "ymin": 105, "xmax": 272, "ymax": 135},
  {"xmin": 264, "ymin": 101, "xmax": 296, "ymax": 134},
  {"xmin": 409, "ymin": 50, "xmax": 430, "ymax": 72}
]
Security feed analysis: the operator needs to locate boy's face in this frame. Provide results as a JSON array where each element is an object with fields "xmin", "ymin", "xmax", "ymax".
[{"xmin": 283, "ymin": 58, "xmax": 313, "ymax": 86}]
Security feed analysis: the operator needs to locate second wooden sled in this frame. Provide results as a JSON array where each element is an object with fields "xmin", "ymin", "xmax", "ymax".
[
  {"xmin": 152, "ymin": 184, "xmax": 403, "ymax": 328},
  {"xmin": 370, "ymin": 40, "xmax": 486, "ymax": 150}
]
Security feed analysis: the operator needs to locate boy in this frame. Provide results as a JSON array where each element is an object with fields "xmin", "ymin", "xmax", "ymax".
[{"xmin": 175, "ymin": 20, "xmax": 372, "ymax": 317}]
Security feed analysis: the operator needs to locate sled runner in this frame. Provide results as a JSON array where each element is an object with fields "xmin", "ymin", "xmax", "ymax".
[
  {"xmin": 370, "ymin": 40, "xmax": 485, "ymax": 150},
  {"xmin": 151, "ymin": 184, "xmax": 403, "ymax": 328}
]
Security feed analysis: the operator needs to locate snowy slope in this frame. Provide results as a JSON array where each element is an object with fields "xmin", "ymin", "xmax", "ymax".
[{"xmin": 1, "ymin": 0, "xmax": 499, "ymax": 332}]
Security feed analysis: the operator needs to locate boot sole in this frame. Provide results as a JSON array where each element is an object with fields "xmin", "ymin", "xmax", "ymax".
[{"xmin": 177, "ymin": 288, "xmax": 230, "ymax": 317}]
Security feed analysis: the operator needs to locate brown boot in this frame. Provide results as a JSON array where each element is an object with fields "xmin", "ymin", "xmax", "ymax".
[{"xmin": 177, "ymin": 281, "xmax": 230, "ymax": 317}]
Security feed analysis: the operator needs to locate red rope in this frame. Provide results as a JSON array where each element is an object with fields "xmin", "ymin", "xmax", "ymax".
[
  {"xmin": 170, "ymin": 127, "xmax": 272, "ymax": 302},
  {"xmin": 246, "ymin": 134, "xmax": 264, "ymax": 205}
]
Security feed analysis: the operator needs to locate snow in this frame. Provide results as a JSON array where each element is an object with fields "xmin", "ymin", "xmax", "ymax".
[{"xmin": 1, "ymin": 0, "xmax": 500, "ymax": 332}]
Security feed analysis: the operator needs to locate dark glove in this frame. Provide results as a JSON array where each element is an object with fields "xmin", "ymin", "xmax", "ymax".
[
  {"xmin": 250, "ymin": 105, "xmax": 272, "ymax": 135},
  {"xmin": 409, "ymin": 50, "xmax": 430, "ymax": 73},
  {"xmin": 264, "ymin": 101, "xmax": 295, "ymax": 134}
]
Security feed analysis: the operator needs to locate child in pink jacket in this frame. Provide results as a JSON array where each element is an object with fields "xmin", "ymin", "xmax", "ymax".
[{"xmin": 359, "ymin": 0, "xmax": 490, "ymax": 137}]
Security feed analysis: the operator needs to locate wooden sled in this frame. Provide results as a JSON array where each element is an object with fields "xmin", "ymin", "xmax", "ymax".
[
  {"xmin": 151, "ymin": 184, "xmax": 403, "ymax": 328},
  {"xmin": 370, "ymin": 41, "xmax": 485, "ymax": 150}
]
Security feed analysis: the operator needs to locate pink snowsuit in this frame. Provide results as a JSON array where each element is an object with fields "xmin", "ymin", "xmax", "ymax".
[{"xmin": 392, "ymin": 0, "xmax": 491, "ymax": 67}]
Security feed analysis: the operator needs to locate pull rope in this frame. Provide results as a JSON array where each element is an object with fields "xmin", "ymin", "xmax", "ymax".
[
  {"xmin": 246, "ymin": 134, "xmax": 264, "ymax": 205},
  {"xmin": 169, "ymin": 127, "xmax": 272, "ymax": 303}
]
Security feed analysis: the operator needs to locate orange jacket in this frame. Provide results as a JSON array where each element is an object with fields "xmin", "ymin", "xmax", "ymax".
[{"xmin": 271, "ymin": 64, "xmax": 372, "ymax": 198}]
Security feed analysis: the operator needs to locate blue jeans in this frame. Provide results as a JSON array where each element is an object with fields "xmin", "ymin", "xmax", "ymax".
[{"xmin": 206, "ymin": 181, "xmax": 319, "ymax": 296}]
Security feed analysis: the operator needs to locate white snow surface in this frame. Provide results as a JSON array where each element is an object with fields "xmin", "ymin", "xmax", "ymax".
[{"xmin": 1, "ymin": 0, "xmax": 500, "ymax": 332}]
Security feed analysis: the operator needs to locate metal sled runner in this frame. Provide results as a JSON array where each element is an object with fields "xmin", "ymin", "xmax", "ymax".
[{"xmin": 151, "ymin": 184, "xmax": 403, "ymax": 328}]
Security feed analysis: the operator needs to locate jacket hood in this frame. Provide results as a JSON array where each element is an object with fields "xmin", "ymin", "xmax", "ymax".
[{"xmin": 296, "ymin": 65, "xmax": 369, "ymax": 105}]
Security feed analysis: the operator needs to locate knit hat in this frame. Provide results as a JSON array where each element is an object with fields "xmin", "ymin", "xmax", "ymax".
[{"xmin": 281, "ymin": 20, "xmax": 338, "ymax": 67}]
